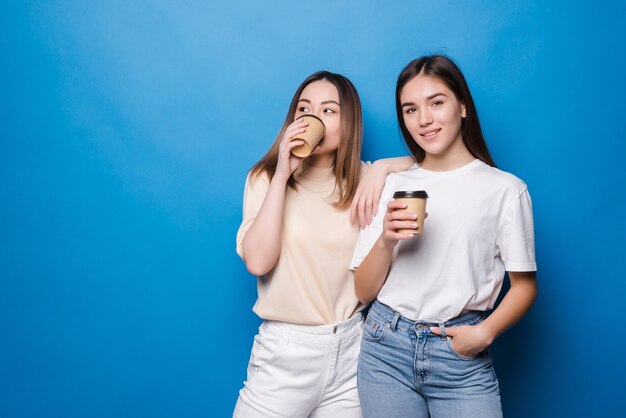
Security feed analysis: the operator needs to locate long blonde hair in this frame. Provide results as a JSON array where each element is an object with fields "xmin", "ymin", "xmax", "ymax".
[{"xmin": 250, "ymin": 71, "xmax": 363, "ymax": 209}]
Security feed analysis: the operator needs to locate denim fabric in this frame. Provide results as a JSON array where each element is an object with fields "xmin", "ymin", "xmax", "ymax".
[{"xmin": 358, "ymin": 300, "xmax": 502, "ymax": 418}]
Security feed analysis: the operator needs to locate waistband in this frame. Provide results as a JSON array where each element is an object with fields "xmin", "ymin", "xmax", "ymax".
[
  {"xmin": 260, "ymin": 313, "xmax": 363, "ymax": 345},
  {"xmin": 369, "ymin": 300, "xmax": 484, "ymax": 336}
]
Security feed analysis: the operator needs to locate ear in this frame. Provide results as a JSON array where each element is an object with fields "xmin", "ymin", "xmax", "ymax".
[{"xmin": 461, "ymin": 103, "xmax": 467, "ymax": 118}]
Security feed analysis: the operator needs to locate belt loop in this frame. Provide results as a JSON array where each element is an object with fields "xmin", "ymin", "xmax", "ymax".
[
  {"xmin": 438, "ymin": 322, "xmax": 447, "ymax": 340},
  {"xmin": 390, "ymin": 312, "xmax": 400, "ymax": 331}
]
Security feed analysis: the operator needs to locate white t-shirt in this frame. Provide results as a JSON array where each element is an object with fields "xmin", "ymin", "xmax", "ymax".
[{"xmin": 351, "ymin": 159, "xmax": 536, "ymax": 323}]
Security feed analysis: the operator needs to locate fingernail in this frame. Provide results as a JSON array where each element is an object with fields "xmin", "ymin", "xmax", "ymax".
[
  {"xmin": 411, "ymin": 214, "xmax": 417, "ymax": 219},
  {"xmin": 412, "ymin": 223, "xmax": 418, "ymax": 228}
]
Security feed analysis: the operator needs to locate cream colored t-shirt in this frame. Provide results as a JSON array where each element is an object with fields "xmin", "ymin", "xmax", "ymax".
[{"xmin": 236, "ymin": 162, "xmax": 368, "ymax": 325}]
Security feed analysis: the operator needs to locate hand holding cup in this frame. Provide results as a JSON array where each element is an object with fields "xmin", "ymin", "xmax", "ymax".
[
  {"xmin": 275, "ymin": 118, "xmax": 310, "ymax": 182},
  {"xmin": 380, "ymin": 191, "xmax": 428, "ymax": 248}
]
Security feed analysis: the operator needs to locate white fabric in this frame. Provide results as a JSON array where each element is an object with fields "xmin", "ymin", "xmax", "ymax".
[
  {"xmin": 233, "ymin": 314, "xmax": 363, "ymax": 418},
  {"xmin": 351, "ymin": 159, "xmax": 536, "ymax": 323}
]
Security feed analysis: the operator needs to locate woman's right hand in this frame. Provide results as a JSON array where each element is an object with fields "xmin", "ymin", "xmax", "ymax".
[
  {"xmin": 380, "ymin": 201, "xmax": 422, "ymax": 248},
  {"xmin": 274, "ymin": 118, "xmax": 309, "ymax": 182}
]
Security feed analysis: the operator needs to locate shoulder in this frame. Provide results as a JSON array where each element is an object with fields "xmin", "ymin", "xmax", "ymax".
[
  {"xmin": 243, "ymin": 169, "xmax": 271, "ymax": 198},
  {"xmin": 475, "ymin": 162, "xmax": 528, "ymax": 194},
  {"xmin": 387, "ymin": 164, "xmax": 421, "ymax": 183},
  {"xmin": 246, "ymin": 169, "xmax": 270, "ymax": 187}
]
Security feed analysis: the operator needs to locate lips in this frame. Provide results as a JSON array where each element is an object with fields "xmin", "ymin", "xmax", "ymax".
[{"xmin": 420, "ymin": 128, "xmax": 441, "ymax": 138}]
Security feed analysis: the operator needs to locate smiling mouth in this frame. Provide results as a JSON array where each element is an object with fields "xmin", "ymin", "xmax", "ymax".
[{"xmin": 420, "ymin": 129, "xmax": 441, "ymax": 137}]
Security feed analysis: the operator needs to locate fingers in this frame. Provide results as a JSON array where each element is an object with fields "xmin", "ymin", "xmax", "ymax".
[
  {"xmin": 383, "ymin": 201, "xmax": 418, "ymax": 239},
  {"xmin": 282, "ymin": 119, "xmax": 309, "ymax": 143},
  {"xmin": 359, "ymin": 195, "xmax": 369, "ymax": 229},
  {"xmin": 371, "ymin": 195, "xmax": 380, "ymax": 219},
  {"xmin": 349, "ymin": 199, "xmax": 357, "ymax": 224},
  {"xmin": 385, "ymin": 205, "xmax": 418, "ymax": 222},
  {"xmin": 430, "ymin": 326, "xmax": 458, "ymax": 337},
  {"xmin": 364, "ymin": 196, "xmax": 372, "ymax": 227},
  {"xmin": 285, "ymin": 138, "xmax": 305, "ymax": 151}
]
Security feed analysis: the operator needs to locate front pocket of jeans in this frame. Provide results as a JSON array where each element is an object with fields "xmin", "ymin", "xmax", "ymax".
[
  {"xmin": 249, "ymin": 331, "xmax": 285, "ymax": 371},
  {"xmin": 446, "ymin": 338, "xmax": 479, "ymax": 361},
  {"xmin": 362, "ymin": 315, "xmax": 387, "ymax": 342}
]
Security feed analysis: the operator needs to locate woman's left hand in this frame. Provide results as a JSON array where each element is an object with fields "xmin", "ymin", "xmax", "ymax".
[
  {"xmin": 430, "ymin": 324, "xmax": 494, "ymax": 358},
  {"xmin": 349, "ymin": 163, "xmax": 388, "ymax": 228}
]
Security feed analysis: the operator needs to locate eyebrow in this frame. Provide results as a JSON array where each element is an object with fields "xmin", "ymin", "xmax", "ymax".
[
  {"xmin": 401, "ymin": 93, "xmax": 447, "ymax": 107},
  {"xmin": 298, "ymin": 98, "xmax": 341, "ymax": 106}
]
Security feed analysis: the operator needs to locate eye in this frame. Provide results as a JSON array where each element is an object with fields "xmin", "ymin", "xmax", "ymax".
[
  {"xmin": 405, "ymin": 107, "xmax": 417, "ymax": 114},
  {"xmin": 432, "ymin": 100, "xmax": 444, "ymax": 107},
  {"xmin": 323, "ymin": 108, "xmax": 336, "ymax": 114},
  {"xmin": 298, "ymin": 106, "xmax": 310, "ymax": 113}
]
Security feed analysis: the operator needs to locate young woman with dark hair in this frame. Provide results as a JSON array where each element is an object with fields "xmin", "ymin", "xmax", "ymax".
[{"xmin": 352, "ymin": 55, "xmax": 537, "ymax": 417}]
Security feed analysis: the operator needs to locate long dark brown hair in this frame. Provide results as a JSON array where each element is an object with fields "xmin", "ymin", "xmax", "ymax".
[
  {"xmin": 250, "ymin": 71, "xmax": 363, "ymax": 209},
  {"xmin": 395, "ymin": 55, "xmax": 496, "ymax": 167}
]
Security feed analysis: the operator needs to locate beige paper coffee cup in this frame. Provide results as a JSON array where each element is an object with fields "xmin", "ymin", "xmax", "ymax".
[
  {"xmin": 290, "ymin": 115, "xmax": 326, "ymax": 158},
  {"xmin": 393, "ymin": 191, "xmax": 428, "ymax": 235}
]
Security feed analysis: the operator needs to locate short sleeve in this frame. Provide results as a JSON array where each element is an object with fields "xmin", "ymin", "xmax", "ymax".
[
  {"xmin": 350, "ymin": 174, "xmax": 396, "ymax": 270},
  {"xmin": 497, "ymin": 188, "xmax": 537, "ymax": 272},
  {"xmin": 235, "ymin": 171, "xmax": 270, "ymax": 259}
]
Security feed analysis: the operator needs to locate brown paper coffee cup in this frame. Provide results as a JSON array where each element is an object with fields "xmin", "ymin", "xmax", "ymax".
[
  {"xmin": 393, "ymin": 191, "xmax": 428, "ymax": 235},
  {"xmin": 290, "ymin": 115, "xmax": 326, "ymax": 158}
]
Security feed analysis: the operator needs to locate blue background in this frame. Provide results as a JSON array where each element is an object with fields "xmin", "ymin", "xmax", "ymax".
[{"xmin": 1, "ymin": 1, "xmax": 625, "ymax": 417}]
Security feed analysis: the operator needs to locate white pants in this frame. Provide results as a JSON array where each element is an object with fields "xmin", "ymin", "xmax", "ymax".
[{"xmin": 233, "ymin": 313, "xmax": 364, "ymax": 418}]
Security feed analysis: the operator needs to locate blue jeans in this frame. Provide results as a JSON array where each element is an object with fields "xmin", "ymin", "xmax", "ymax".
[{"xmin": 358, "ymin": 300, "xmax": 502, "ymax": 418}]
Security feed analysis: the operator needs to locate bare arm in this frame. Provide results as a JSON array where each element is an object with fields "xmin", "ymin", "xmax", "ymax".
[
  {"xmin": 350, "ymin": 156, "xmax": 414, "ymax": 228},
  {"xmin": 241, "ymin": 176, "xmax": 289, "ymax": 276},
  {"xmin": 240, "ymin": 119, "xmax": 308, "ymax": 276},
  {"xmin": 480, "ymin": 271, "xmax": 538, "ymax": 342},
  {"xmin": 431, "ymin": 271, "xmax": 538, "ymax": 357},
  {"xmin": 354, "ymin": 200, "xmax": 420, "ymax": 303}
]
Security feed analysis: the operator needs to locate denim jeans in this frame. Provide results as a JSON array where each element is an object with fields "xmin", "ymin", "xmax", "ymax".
[{"xmin": 358, "ymin": 300, "xmax": 502, "ymax": 418}]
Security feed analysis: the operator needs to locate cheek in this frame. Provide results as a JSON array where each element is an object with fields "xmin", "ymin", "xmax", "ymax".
[
  {"xmin": 404, "ymin": 118, "xmax": 421, "ymax": 138},
  {"xmin": 439, "ymin": 108, "xmax": 463, "ymax": 127},
  {"xmin": 325, "ymin": 120, "xmax": 341, "ymax": 139}
]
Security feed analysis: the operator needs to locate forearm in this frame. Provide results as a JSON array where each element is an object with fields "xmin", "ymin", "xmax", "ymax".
[
  {"xmin": 241, "ymin": 176, "xmax": 289, "ymax": 276},
  {"xmin": 373, "ymin": 156, "xmax": 414, "ymax": 174},
  {"xmin": 354, "ymin": 237, "xmax": 395, "ymax": 304},
  {"xmin": 479, "ymin": 272, "xmax": 538, "ymax": 344}
]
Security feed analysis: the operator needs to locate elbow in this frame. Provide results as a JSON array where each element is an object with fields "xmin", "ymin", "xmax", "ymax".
[
  {"xmin": 241, "ymin": 245, "xmax": 275, "ymax": 277},
  {"xmin": 530, "ymin": 281, "xmax": 539, "ymax": 306},
  {"xmin": 354, "ymin": 273, "xmax": 376, "ymax": 305},
  {"xmin": 245, "ymin": 259, "xmax": 272, "ymax": 277}
]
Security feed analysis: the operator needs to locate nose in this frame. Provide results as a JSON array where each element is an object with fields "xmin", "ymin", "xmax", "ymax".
[{"xmin": 419, "ymin": 108, "xmax": 433, "ymax": 127}]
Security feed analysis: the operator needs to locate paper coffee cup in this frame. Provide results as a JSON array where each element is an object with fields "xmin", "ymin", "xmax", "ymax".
[
  {"xmin": 290, "ymin": 115, "xmax": 326, "ymax": 158},
  {"xmin": 393, "ymin": 190, "xmax": 428, "ymax": 235}
]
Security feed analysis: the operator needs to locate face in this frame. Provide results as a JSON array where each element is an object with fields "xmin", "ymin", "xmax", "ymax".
[
  {"xmin": 294, "ymin": 80, "xmax": 341, "ymax": 156},
  {"xmin": 400, "ymin": 74, "xmax": 467, "ymax": 160}
]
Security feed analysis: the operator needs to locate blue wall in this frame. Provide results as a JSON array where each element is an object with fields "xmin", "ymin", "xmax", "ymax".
[{"xmin": 1, "ymin": 1, "xmax": 624, "ymax": 416}]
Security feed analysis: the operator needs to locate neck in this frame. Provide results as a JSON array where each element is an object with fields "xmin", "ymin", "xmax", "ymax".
[
  {"xmin": 305, "ymin": 153, "xmax": 336, "ymax": 168},
  {"xmin": 420, "ymin": 141, "xmax": 475, "ymax": 172}
]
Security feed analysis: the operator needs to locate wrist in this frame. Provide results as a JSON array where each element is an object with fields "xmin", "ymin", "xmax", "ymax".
[
  {"xmin": 372, "ymin": 160, "xmax": 391, "ymax": 174},
  {"xmin": 477, "ymin": 322, "xmax": 497, "ymax": 346},
  {"xmin": 376, "ymin": 236, "xmax": 396, "ymax": 251},
  {"xmin": 272, "ymin": 172, "xmax": 291, "ymax": 186}
]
